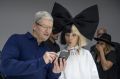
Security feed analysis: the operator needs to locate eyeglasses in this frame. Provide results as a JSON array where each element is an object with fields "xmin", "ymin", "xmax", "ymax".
[{"xmin": 35, "ymin": 22, "xmax": 52, "ymax": 29}]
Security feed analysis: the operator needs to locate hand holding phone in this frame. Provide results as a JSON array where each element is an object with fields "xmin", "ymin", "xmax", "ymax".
[{"xmin": 58, "ymin": 50, "xmax": 70, "ymax": 65}]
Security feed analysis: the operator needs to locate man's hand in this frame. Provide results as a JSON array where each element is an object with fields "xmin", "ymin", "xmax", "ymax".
[
  {"xmin": 52, "ymin": 58, "xmax": 66, "ymax": 73},
  {"xmin": 43, "ymin": 52, "xmax": 57, "ymax": 64}
]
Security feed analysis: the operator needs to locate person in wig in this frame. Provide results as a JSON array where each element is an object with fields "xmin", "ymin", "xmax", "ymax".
[{"xmin": 52, "ymin": 2, "xmax": 100, "ymax": 79}]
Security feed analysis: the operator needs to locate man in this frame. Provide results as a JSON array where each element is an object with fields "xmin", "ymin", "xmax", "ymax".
[
  {"xmin": 1, "ymin": 11, "xmax": 66, "ymax": 79},
  {"xmin": 95, "ymin": 27, "xmax": 107, "ymax": 38}
]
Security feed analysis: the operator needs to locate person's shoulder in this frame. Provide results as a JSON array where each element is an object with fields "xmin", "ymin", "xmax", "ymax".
[
  {"xmin": 90, "ymin": 44, "xmax": 96, "ymax": 49},
  {"xmin": 109, "ymin": 50, "xmax": 116, "ymax": 55},
  {"xmin": 7, "ymin": 33, "xmax": 27, "ymax": 42},
  {"xmin": 112, "ymin": 42, "xmax": 120, "ymax": 49},
  {"xmin": 10, "ymin": 33, "xmax": 26, "ymax": 38},
  {"xmin": 81, "ymin": 48, "xmax": 90, "ymax": 53},
  {"xmin": 80, "ymin": 48, "xmax": 91, "ymax": 55}
]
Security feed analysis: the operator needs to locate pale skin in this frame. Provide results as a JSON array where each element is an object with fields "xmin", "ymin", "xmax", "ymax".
[
  {"xmin": 95, "ymin": 27, "xmax": 106, "ymax": 38},
  {"xmin": 65, "ymin": 33, "xmax": 79, "ymax": 49},
  {"xmin": 96, "ymin": 41, "xmax": 113, "ymax": 71},
  {"xmin": 32, "ymin": 17, "xmax": 66, "ymax": 73}
]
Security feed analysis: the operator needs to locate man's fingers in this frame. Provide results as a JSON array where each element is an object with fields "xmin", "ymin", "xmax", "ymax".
[
  {"xmin": 49, "ymin": 55, "xmax": 56, "ymax": 62},
  {"xmin": 48, "ymin": 52, "xmax": 58, "ymax": 56},
  {"xmin": 60, "ymin": 58, "xmax": 64, "ymax": 70},
  {"xmin": 48, "ymin": 57, "xmax": 53, "ymax": 63},
  {"xmin": 47, "ymin": 52, "xmax": 58, "ymax": 63}
]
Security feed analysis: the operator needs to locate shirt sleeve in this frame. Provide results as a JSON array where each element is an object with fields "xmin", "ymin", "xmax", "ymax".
[
  {"xmin": 106, "ymin": 51, "xmax": 117, "ymax": 64},
  {"xmin": 1, "ymin": 35, "xmax": 46, "ymax": 76}
]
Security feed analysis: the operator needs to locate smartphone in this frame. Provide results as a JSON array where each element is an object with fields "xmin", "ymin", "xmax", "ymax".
[
  {"xmin": 58, "ymin": 50, "xmax": 70, "ymax": 65},
  {"xmin": 58, "ymin": 50, "xmax": 70, "ymax": 60}
]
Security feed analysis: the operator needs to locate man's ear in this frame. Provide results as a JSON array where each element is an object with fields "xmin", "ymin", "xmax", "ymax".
[{"xmin": 32, "ymin": 24, "xmax": 36, "ymax": 30}]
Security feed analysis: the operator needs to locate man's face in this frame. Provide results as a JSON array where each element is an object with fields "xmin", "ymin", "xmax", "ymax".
[
  {"xmin": 33, "ymin": 18, "xmax": 53, "ymax": 41},
  {"xmin": 97, "ymin": 30, "xmax": 105, "ymax": 38}
]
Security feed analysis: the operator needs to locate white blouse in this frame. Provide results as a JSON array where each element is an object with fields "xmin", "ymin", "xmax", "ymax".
[{"xmin": 58, "ymin": 46, "xmax": 99, "ymax": 79}]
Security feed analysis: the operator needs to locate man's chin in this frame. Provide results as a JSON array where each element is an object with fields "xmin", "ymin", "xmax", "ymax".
[{"xmin": 44, "ymin": 37, "xmax": 49, "ymax": 41}]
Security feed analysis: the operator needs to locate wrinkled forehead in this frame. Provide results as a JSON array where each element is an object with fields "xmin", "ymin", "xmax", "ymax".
[{"xmin": 39, "ymin": 18, "xmax": 53, "ymax": 26}]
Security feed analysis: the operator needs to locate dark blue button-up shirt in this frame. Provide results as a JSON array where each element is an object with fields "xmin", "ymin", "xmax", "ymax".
[{"xmin": 1, "ymin": 32, "xmax": 60, "ymax": 79}]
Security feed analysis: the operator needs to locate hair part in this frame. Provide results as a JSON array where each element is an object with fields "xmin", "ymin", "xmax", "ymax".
[
  {"xmin": 72, "ymin": 25, "xmax": 87, "ymax": 47},
  {"xmin": 60, "ymin": 24, "xmax": 87, "ymax": 47}
]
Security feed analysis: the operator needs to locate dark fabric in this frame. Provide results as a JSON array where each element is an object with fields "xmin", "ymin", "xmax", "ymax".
[
  {"xmin": 94, "ymin": 33, "xmax": 114, "ymax": 46},
  {"xmin": 0, "ymin": 74, "xmax": 5, "ymax": 79},
  {"xmin": 90, "ymin": 45, "xmax": 98, "ymax": 62},
  {"xmin": 1, "ymin": 32, "xmax": 60, "ymax": 79},
  {"xmin": 45, "ymin": 39, "xmax": 60, "ymax": 53},
  {"xmin": 0, "ymin": 51, "xmax": 5, "ymax": 79},
  {"xmin": 96, "ymin": 51, "xmax": 117, "ymax": 79},
  {"xmin": 112, "ymin": 42, "xmax": 120, "ymax": 79},
  {"xmin": 52, "ymin": 2, "xmax": 99, "ymax": 40}
]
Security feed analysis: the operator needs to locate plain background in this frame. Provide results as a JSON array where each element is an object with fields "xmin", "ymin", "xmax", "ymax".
[{"xmin": 0, "ymin": 0, "xmax": 120, "ymax": 50}]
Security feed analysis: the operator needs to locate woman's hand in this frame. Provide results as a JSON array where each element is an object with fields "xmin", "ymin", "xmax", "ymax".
[
  {"xmin": 52, "ymin": 58, "xmax": 66, "ymax": 73},
  {"xmin": 96, "ymin": 44, "xmax": 104, "ymax": 53}
]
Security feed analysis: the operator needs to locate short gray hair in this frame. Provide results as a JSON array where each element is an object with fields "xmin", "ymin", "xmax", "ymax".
[{"xmin": 34, "ymin": 11, "xmax": 53, "ymax": 23}]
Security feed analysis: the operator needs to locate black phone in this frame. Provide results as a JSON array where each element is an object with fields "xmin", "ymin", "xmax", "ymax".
[
  {"xmin": 58, "ymin": 50, "xmax": 70, "ymax": 65},
  {"xmin": 58, "ymin": 50, "xmax": 70, "ymax": 60}
]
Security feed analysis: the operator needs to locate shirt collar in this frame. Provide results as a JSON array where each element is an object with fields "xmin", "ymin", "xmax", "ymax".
[
  {"xmin": 65, "ymin": 45, "xmax": 79, "ymax": 50},
  {"xmin": 26, "ymin": 32, "xmax": 46, "ymax": 45},
  {"xmin": 26, "ymin": 32, "xmax": 35, "ymax": 39}
]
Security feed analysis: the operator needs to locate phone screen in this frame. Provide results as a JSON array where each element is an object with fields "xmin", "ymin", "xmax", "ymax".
[{"xmin": 58, "ymin": 50, "xmax": 70, "ymax": 60}]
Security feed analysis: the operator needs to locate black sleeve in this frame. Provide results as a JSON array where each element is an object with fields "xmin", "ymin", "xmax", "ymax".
[{"xmin": 107, "ymin": 51, "xmax": 117, "ymax": 64}]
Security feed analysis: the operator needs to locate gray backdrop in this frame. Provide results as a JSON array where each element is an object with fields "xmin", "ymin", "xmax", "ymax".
[{"xmin": 0, "ymin": 0, "xmax": 120, "ymax": 50}]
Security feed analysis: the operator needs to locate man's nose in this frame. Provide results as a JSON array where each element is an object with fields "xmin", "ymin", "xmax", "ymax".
[{"xmin": 45, "ymin": 28, "xmax": 51, "ymax": 33}]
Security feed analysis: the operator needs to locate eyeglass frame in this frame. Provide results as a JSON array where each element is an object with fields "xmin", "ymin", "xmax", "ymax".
[{"xmin": 35, "ymin": 21, "xmax": 52, "ymax": 29}]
